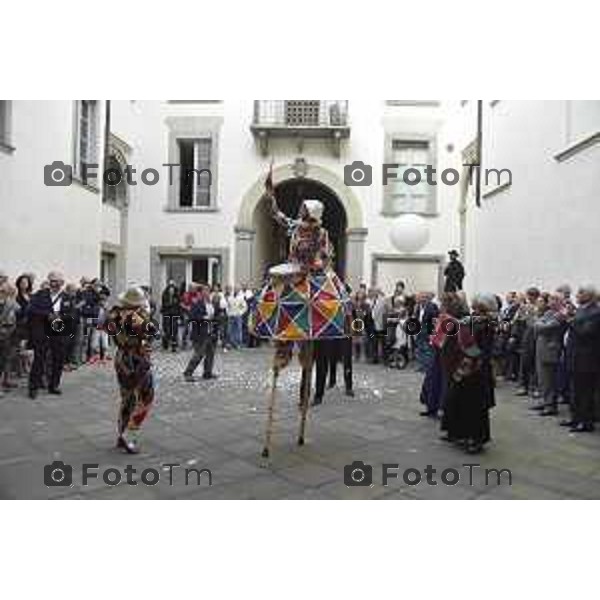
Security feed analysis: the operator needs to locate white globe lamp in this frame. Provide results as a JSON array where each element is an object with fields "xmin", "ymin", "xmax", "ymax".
[{"xmin": 389, "ymin": 214, "xmax": 430, "ymax": 253}]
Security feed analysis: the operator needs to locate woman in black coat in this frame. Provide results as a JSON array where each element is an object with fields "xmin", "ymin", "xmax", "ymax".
[
  {"xmin": 441, "ymin": 293, "xmax": 497, "ymax": 454},
  {"xmin": 14, "ymin": 274, "xmax": 34, "ymax": 376}
]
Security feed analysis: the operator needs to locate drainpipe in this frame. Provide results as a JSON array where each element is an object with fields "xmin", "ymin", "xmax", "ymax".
[
  {"xmin": 475, "ymin": 100, "xmax": 482, "ymax": 207},
  {"xmin": 102, "ymin": 100, "xmax": 111, "ymax": 203}
]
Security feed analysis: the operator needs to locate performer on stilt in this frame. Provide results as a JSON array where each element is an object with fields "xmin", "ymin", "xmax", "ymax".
[{"xmin": 252, "ymin": 165, "xmax": 350, "ymax": 458}]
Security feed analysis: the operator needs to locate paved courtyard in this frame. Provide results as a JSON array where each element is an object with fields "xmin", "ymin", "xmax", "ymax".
[{"xmin": 0, "ymin": 346, "xmax": 599, "ymax": 499}]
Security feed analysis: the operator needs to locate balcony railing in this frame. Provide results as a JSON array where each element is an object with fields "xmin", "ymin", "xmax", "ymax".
[{"xmin": 251, "ymin": 100, "xmax": 350, "ymax": 156}]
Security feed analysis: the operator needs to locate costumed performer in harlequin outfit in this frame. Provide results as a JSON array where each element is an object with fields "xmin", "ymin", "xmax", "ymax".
[{"xmin": 105, "ymin": 287, "xmax": 156, "ymax": 454}]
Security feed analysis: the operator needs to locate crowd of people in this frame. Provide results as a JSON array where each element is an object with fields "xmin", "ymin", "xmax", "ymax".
[
  {"xmin": 415, "ymin": 283, "xmax": 600, "ymax": 454},
  {"xmin": 1, "ymin": 265, "xmax": 599, "ymax": 456},
  {"xmin": 0, "ymin": 270, "xmax": 114, "ymax": 399}
]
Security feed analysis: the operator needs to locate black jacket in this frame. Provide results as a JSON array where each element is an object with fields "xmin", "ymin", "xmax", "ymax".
[
  {"xmin": 161, "ymin": 285, "xmax": 182, "ymax": 317},
  {"xmin": 188, "ymin": 299, "xmax": 216, "ymax": 341},
  {"xmin": 27, "ymin": 289, "xmax": 70, "ymax": 341},
  {"xmin": 572, "ymin": 302, "xmax": 600, "ymax": 373}
]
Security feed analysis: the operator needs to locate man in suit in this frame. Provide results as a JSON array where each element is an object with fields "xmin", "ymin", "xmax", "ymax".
[
  {"xmin": 443, "ymin": 250, "xmax": 465, "ymax": 292},
  {"xmin": 568, "ymin": 285, "xmax": 600, "ymax": 432},
  {"xmin": 313, "ymin": 295, "xmax": 356, "ymax": 405},
  {"xmin": 28, "ymin": 271, "xmax": 69, "ymax": 398},
  {"xmin": 414, "ymin": 291, "xmax": 439, "ymax": 372},
  {"xmin": 312, "ymin": 339, "xmax": 338, "ymax": 405},
  {"xmin": 532, "ymin": 293, "xmax": 568, "ymax": 416},
  {"xmin": 183, "ymin": 284, "xmax": 218, "ymax": 381},
  {"xmin": 515, "ymin": 287, "xmax": 541, "ymax": 396}
]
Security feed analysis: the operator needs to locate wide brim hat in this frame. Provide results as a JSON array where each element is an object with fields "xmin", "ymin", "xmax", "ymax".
[{"xmin": 117, "ymin": 287, "xmax": 147, "ymax": 308}]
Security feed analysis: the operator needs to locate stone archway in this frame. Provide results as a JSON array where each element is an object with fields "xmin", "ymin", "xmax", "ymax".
[{"xmin": 235, "ymin": 163, "xmax": 367, "ymax": 288}]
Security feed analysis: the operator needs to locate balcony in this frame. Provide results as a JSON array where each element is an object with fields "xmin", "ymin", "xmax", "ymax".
[{"xmin": 251, "ymin": 100, "xmax": 350, "ymax": 157}]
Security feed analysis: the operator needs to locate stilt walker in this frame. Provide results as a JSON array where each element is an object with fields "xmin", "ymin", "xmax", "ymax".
[{"xmin": 252, "ymin": 164, "xmax": 350, "ymax": 459}]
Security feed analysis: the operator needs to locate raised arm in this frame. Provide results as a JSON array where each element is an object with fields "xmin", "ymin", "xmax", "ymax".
[{"xmin": 267, "ymin": 189, "xmax": 296, "ymax": 231}]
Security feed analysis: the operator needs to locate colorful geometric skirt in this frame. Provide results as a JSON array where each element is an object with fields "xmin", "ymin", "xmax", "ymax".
[{"xmin": 252, "ymin": 269, "xmax": 350, "ymax": 341}]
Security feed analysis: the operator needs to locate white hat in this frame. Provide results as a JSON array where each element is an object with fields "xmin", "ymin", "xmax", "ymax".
[{"xmin": 301, "ymin": 199, "xmax": 324, "ymax": 223}]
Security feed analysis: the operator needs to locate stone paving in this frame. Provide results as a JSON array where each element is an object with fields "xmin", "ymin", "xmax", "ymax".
[{"xmin": 0, "ymin": 346, "xmax": 599, "ymax": 499}]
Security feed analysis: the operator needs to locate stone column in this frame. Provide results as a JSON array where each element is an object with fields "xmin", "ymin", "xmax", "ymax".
[
  {"xmin": 234, "ymin": 227, "xmax": 256, "ymax": 286},
  {"xmin": 116, "ymin": 205, "xmax": 128, "ymax": 294},
  {"xmin": 345, "ymin": 228, "xmax": 368, "ymax": 289}
]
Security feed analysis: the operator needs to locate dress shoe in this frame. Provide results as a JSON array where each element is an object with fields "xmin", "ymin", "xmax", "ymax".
[
  {"xmin": 312, "ymin": 397, "xmax": 323, "ymax": 406},
  {"xmin": 327, "ymin": 382, "xmax": 336, "ymax": 389},
  {"xmin": 47, "ymin": 388, "xmax": 62, "ymax": 395},
  {"xmin": 183, "ymin": 373, "xmax": 197, "ymax": 382},
  {"xmin": 570, "ymin": 423, "xmax": 594, "ymax": 433},
  {"xmin": 529, "ymin": 404, "xmax": 545, "ymax": 411},
  {"xmin": 202, "ymin": 373, "xmax": 218, "ymax": 380},
  {"xmin": 559, "ymin": 420, "xmax": 575, "ymax": 427},
  {"xmin": 419, "ymin": 410, "xmax": 436, "ymax": 417},
  {"xmin": 28, "ymin": 388, "xmax": 38, "ymax": 400},
  {"xmin": 345, "ymin": 389, "xmax": 355, "ymax": 398}
]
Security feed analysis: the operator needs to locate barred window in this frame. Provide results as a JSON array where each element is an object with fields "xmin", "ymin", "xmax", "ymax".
[
  {"xmin": 76, "ymin": 100, "xmax": 100, "ymax": 177},
  {"xmin": 285, "ymin": 100, "xmax": 320, "ymax": 126}
]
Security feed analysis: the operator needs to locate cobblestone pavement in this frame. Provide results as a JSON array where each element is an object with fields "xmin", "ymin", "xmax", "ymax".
[{"xmin": 1, "ymin": 346, "xmax": 599, "ymax": 499}]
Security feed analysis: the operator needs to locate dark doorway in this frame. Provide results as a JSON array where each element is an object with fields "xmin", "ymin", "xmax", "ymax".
[{"xmin": 253, "ymin": 178, "xmax": 347, "ymax": 281}]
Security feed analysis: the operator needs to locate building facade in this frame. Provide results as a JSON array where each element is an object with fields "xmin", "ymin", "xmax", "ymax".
[
  {"xmin": 4, "ymin": 100, "xmax": 597, "ymax": 301},
  {"xmin": 454, "ymin": 100, "xmax": 600, "ymax": 294},
  {"xmin": 1, "ymin": 100, "xmax": 461, "ymax": 299}
]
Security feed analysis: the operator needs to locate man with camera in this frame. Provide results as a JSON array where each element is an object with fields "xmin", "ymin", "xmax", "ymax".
[{"xmin": 27, "ymin": 271, "xmax": 69, "ymax": 399}]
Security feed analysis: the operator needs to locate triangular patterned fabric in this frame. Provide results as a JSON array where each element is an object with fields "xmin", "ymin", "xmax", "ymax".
[{"xmin": 280, "ymin": 319, "xmax": 308, "ymax": 340}]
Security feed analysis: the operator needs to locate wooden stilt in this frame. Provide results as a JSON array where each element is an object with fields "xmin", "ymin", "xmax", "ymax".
[
  {"xmin": 261, "ymin": 365, "xmax": 278, "ymax": 460},
  {"xmin": 297, "ymin": 342, "xmax": 313, "ymax": 446}
]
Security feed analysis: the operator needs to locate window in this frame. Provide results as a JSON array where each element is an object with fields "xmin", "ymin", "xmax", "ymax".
[
  {"xmin": 103, "ymin": 155, "xmax": 127, "ymax": 206},
  {"xmin": 0, "ymin": 101, "xmax": 13, "ymax": 149},
  {"xmin": 178, "ymin": 138, "xmax": 212, "ymax": 207},
  {"xmin": 386, "ymin": 139, "xmax": 435, "ymax": 214},
  {"xmin": 285, "ymin": 100, "xmax": 320, "ymax": 126},
  {"xmin": 75, "ymin": 100, "xmax": 100, "ymax": 177}
]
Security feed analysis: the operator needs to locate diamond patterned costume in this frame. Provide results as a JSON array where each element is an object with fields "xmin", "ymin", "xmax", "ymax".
[{"xmin": 252, "ymin": 200, "xmax": 350, "ymax": 341}]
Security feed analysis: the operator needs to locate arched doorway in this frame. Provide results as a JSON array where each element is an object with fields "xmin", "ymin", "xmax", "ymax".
[
  {"xmin": 234, "ymin": 162, "xmax": 367, "ymax": 288},
  {"xmin": 253, "ymin": 179, "xmax": 347, "ymax": 280}
]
